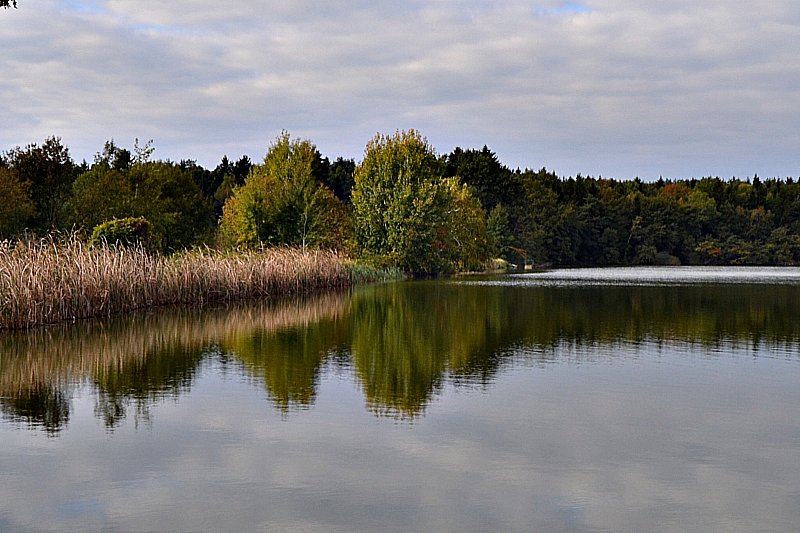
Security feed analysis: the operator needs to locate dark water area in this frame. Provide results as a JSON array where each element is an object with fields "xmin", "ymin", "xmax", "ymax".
[{"xmin": 1, "ymin": 267, "xmax": 799, "ymax": 532}]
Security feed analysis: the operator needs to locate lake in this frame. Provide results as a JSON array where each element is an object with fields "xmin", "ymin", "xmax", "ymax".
[{"xmin": 1, "ymin": 266, "xmax": 799, "ymax": 532}]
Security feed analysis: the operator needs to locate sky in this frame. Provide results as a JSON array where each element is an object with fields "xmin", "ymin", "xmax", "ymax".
[{"xmin": 2, "ymin": 0, "xmax": 800, "ymax": 180}]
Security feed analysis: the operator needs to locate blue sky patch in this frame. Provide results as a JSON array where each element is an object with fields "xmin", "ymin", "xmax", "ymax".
[{"xmin": 542, "ymin": 2, "xmax": 591, "ymax": 16}]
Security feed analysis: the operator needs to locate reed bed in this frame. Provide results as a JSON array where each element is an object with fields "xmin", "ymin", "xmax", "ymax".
[{"xmin": 0, "ymin": 237, "xmax": 358, "ymax": 330}]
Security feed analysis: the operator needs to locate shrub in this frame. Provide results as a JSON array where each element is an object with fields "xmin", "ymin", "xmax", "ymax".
[{"xmin": 90, "ymin": 217, "xmax": 156, "ymax": 249}]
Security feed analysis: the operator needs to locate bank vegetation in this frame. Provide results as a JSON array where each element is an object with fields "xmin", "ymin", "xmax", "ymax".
[
  {"xmin": 0, "ymin": 236, "xmax": 395, "ymax": 330},
  {"xmin": 3, "ymin": 129, "xmax": 800, "ymax": 327}
]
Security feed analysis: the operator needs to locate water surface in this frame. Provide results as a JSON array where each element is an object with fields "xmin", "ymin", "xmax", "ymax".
[{"xmin": 1, "ymin": 267, "xmax": 799, "ymax": 532}]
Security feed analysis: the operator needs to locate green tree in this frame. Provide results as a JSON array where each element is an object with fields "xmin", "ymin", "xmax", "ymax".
[
  {"xmin": 133, "ymin": 161, "xmax": 214, "ymax": 250},
  {"xmin": 0, "ymin": 165, "xmax": 35, "ymax": 238},
  {"xmin": 352, "ymin": 130, "xmax": 454, "ymax": 274},
  {"xmin": 70, "ymin": 142, "xmax": 213, "ymax": 250},
  {"xmin": 70, "ymin": 164, "xmax": 134, "ymax": 231},
  {"xmin": 219, "ymin": 132, "xmax": 349, "ymax": 249},
  {"xmin": 209, "ymin": 155, "xmax": 252, "ymax": 218},
  {"xmin": 324, "ymin": 157, "xmax": 356, "ymax": 205},
  {"xmin": 3, "ymin": 137, "xmax": 78, "ymax": 232},
  {"xmin": 486, "ymin": 204, "xmax": 512, "ymax": 259},
  {"xmin": 440, "ymin": 178, "xmax": 489, "ymax": 271},
  {"xmin": 445, "ymin": 145, "xmax": 520, "ymax": 212}
]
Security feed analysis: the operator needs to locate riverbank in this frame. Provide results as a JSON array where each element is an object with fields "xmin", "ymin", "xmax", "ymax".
[{"xmin": 0, "ymin": 237, "xmax": 398, "ymax": 330}]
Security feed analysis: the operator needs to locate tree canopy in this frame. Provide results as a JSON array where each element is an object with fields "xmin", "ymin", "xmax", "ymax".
[
  {"xmin": 219, "ymin": 132, "xmax": 349, "ymax": 249},
  {"xmin": 352, "ymin": 130, "xmax": 488, "ymax": 275},
  {"xmin": 2, "ymin": 132, "xmax": 800, "ymax": 272},
  {"xmin": 2, "ymin": 137, "xmax": 78, "ymax": 232}
]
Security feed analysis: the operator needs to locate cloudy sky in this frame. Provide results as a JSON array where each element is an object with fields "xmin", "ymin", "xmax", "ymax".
[{"xmin": 2, "ymin": 1, "xmax": 799, "ymax": 179}]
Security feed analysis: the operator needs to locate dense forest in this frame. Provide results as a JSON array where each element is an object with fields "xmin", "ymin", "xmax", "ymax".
[{"xmin": 2, "ymin": 131, "xmax": 800, "ymax": 275}]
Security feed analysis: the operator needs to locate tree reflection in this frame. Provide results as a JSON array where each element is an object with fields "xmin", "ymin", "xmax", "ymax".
[
  {"xmin": 229, "ymin": 309, "xmax": 349, "ymax": 412},
  {"xmin": 1, "ymin": 279, "xmax": 799, "ymax": 431},
  {"xmin": 92, "ymin": 344, "xmax": 205, "ymax": 429},
  {"xmin": 0, "ymin": 383, "xmax": 70, "ymax": 435},
  {"xmin": 349, "ymin": 283, "xmax": 510, "ymax": 418},
  {"xmin": 221, "ymin": 292, "xmax": 350, "ymax": 412},
  {"xmin": 0, "ymin": 293, "xmax": 350, "ymax": 430}
]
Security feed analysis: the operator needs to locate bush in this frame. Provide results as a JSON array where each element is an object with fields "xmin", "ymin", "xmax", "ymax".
[{"xmin": 90, "ymin": 217, "xmax": 156, "ymax": 249}]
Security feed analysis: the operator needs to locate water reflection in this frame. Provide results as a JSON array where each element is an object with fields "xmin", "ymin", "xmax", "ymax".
[
  {"xmin": 0, "ymin": 293, "xmax": 350, "ymax": 431},
  {"xmin": 2, "ymin": 271, "xmax": 799, "ymax": 431},
  {"xmin": 230, "ymin": 292, "xmax": 351, "ymax": 411}
]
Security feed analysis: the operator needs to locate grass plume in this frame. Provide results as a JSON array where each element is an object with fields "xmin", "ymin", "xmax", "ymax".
[{"xmin": 0, "ymin": 236, "xmax": 375, "ymax": 330}]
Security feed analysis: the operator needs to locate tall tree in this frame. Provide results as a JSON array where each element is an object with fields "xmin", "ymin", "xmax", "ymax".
[
  {"xmin": 212, "ymin": 155, "xmax": 252, "ymax": 217},
  {"xmin": 352, "ymin": 130, "xmax": 488, "ymax": 275},
  {"xmin": 445, "ymin": 145, "xmax": 519, "ymax": 211},
  {"xmin": 3, "ymin": 137, "xmax": 77, "ymax": 232},
  {"xmin": 219, "ymin": 132, "xmax": 348, "ymax": 249},
  {"xmin": 0, "ymin": 165, "xmax": 35, "ymax": 238},
  {"xmin": 324, "ymin": 157, "xmax": 356, "ymax": 205}
]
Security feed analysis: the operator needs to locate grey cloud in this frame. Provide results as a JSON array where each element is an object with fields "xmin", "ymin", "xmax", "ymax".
[{"xmin": 2, "ymin": 0, "xmax": 800, "ymax": 177}]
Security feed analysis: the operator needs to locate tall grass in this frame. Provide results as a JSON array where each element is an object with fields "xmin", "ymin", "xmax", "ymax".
[
  {"xmin": 0, "ymin": 294, "xmax": 350, "ymax": 399},
  {"xmin": 0, "ymin": 236, "xmax": 369, "ymax": 330}
]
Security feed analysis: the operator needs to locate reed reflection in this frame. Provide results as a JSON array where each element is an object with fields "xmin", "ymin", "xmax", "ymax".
[
  {"xmin": 1, "ymin": 279, "xmax": 799, "ymax": 431},
  {"xmin": 0, "ymin": 292, "xmax": 350, "ymax": 432}
]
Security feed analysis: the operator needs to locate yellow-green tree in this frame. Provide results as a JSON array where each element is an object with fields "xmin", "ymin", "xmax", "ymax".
[
  {"xmin": 440, "ymin": 178, "xmax": 489, "ymax": 272},
  {"xmin": 219, "ymin": 132, "xmax": 349, "ymax": 249},
  {"xmin": 352, "ymin": 130, "xmax": 488, "ymax": 275}
]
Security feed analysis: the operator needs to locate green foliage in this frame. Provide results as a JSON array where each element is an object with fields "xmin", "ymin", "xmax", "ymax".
[
  {"xmin": 352, "ymin": 130, "xmax": 489, "ymax": 276},
  {"xmin": 0, "ymin": 165, "xmax": 35, "ymax": 238},
  {"xmin": 133, "ymin": 162, "xmax": 215, "ymax": 250},
  {"xmin": 486, "ymin": 204, "xmax": 512, "ymax": 259},
  {"xmin": 4, "ymin": 133, "xmax": 800, "ymax": 268},
  {"xmin": 445, "ymin": 145, "xmax": 521, "ymax": 212},
  {"xmin": 71, "ymin": 166, "xmax": 133, "ymax": 230},
  {"xmin": 70, "ymin": 150, "xmax": 214, "ymax": 251},
  {"xmin": 324, "ymin": 157, "xmax": 356, "ymax": 205},
  {"xmin": 219, "ymin": 132, "xmax": 349, "ymax": 249},
  {"xmin": 90, "ymin": 217, "xmax": 155, "ymax": 249},
  {"xmin": 186, "ymin": 155, "xmax": 252, "ymax": 219},
  {"xmin": 440, "ymin": 178, "xmax": 489, "ymax": 271},
  {"xmin": 3, "ymin": 137, "xmax": 78, "ymax": 231}
]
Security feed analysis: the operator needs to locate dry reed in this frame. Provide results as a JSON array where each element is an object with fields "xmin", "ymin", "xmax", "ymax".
[{"xmin": 0, "ymin": 236, "xmax": 354, "ymax": 330}]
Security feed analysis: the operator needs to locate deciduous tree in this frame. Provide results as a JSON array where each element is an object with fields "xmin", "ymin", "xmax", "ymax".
[
  {"xmin": 0, "ymin": 165, "xmax": 35, "ymax": 238},
  {"xmin": 219, "ymin": 132, "xmax": 348, "ymax": 249},
  {"xmin": 3, "ymin": 137, "xmax": 77, "ymax": 232},
  {"xmin": 352, "ymin": 130, "xmax": 489, "ymax": 275}
]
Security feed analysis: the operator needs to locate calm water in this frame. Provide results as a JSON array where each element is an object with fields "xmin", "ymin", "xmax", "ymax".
[{"xmin": 1, "ymin": 267, "xmax": 800, "ymax": 532}]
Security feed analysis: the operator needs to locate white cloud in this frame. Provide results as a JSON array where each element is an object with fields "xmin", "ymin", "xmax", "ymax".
[{"xmin": 2, "ymin": 0, "xmax": 800, "ymax": 177}]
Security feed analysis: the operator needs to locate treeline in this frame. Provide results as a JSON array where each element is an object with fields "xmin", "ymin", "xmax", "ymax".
[
  {"xmin": 446, "ymin": 147, "xmax": 800, "ymax": 268},
  {"xmin": 2, "ymin": 132, "xmax": 800, "ymax": 275}
]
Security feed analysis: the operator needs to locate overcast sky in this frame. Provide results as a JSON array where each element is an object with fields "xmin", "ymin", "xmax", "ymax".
[{"xmin": 2, "ymin": 1, "xmax": 799, "ymax": 179}]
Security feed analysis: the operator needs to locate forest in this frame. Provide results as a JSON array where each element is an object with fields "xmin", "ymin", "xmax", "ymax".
[{"xmin": 2, "ymin": 130, "xmax": 800, "ymax": 276}]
